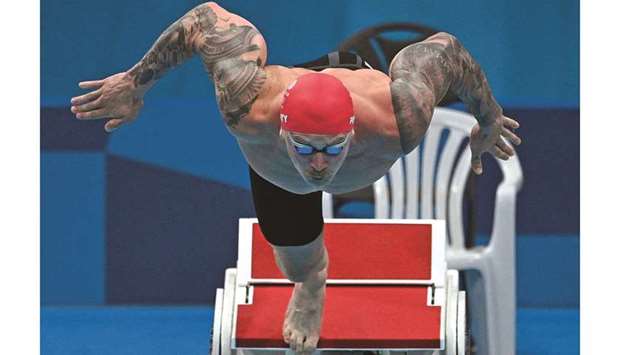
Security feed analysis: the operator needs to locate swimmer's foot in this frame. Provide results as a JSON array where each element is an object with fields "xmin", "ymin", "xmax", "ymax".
[{"xmin": 282, "ymin": 267, "xmax": 327, "ymax": 354}]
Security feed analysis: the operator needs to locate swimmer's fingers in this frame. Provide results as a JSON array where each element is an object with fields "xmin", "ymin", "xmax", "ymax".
[
  {"xmin": 492, "ymin": 146, "xmax": 510, "ymax": 161},
  {"xmin": 501, "ymin": 126, "xmax": 522, "ymax": 146},
  {"xmin": 470, "ymin": 153, "xmax": 483, "ymax": 175},
  {"xmin": 496, "ymin": 136, "xmax": 515, "ymax": 157},
  {"xmin": 104, "ymin": 118, "xmax": 128, "ymax": 133},
  {"xmin": 72, "ymin": 97, "xmax": 104, "ymax": 114},
  {"xmin": 469, "ymin": 127, "xmax": 484, "ymax": 175},
  {"xmin": 75, "ymin": 109, "xmax": 109, "ymax": 120},
  {"xmin": 78, "ymin": 79, "xmax": 105, "ymax": 89},
  {"xmin": 503, "ymin": 115, "xmax": 520, "ymax": 130},
  {"xmin": 71, "ymin": 88, "xmax": 102, "ymax": 106}
]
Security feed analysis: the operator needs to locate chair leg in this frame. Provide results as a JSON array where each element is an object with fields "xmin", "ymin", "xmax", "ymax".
[
  {"xmin": 462, "ymin": 269, "xmax": 488, "ymax": 355},
  {"xmin": 455, "ymin": 259, "xmax": 515, "ymax": 355},
  {"xmin": 479, "ymin": 257, "xmax": 516, "ymax": 355}
]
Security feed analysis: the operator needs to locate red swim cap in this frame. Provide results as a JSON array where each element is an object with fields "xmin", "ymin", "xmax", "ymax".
[{"xmin": 280, "ymin": 72, "xmax": 355, "ymax": 135}]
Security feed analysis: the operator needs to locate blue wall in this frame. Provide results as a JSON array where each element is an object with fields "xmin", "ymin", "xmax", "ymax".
[
  {"xmin": 41, "ymin": 153, "xmax": 105, "ymax": 305},
  {"xmin": 42, "ymin": 0, "xmax": 578, "ymax": 107},
  {"xmin": 41, "ymin": 0, "xmax": 579, "ymax": 306}
]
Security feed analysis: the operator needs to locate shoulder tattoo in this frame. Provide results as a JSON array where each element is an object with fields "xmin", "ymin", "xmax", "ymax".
[{"xmin": 193, "ymin": 5, "xmax": 267, "ymax": 128}]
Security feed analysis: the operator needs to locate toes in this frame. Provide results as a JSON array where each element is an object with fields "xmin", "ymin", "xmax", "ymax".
[
  {"xmin": 290, "ymin": 332, "xmax": 305, "ymax": 353},
  {"xmin": 302, "ymin": 335, "xmax": 319, "ymax": 354},
  {"xmin": 288, "ymin": 331, "xmax": 296, "ymax": 350},
  {"xmin": 296, "ymin": 335, "xmax": 306, "ymax": 353},
  {"xmin": 289, "ymin": 333, "xmax": 319, "ymax": 355},
  {"xmin": 282, "ymin": 327, "xmax": 292, "ymax": 344}
]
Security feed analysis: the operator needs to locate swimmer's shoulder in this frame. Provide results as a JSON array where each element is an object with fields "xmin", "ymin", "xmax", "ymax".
[
  {"xmin": 331, "ymin": 69, "xmax": 401, "ymax": 155},
  {"xmin": 247, "ymin": 65, "xmax": 308, "ymax": 120},
  {"xmin": 227, "ymin": 65, "xmax": 296, "ymax": 143},
  {"xmin": 322, "ymin": 68, "xmax": 391, "ymax": 99}
]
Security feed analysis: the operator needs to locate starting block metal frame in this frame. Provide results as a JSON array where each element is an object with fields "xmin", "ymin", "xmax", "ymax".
[{"xmin": 211, "ymin": 219, "xmax": 468, "ymax": 355}]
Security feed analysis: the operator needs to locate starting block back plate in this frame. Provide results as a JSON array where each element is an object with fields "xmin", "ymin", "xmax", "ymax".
[{"xmin": 238, "ymin": 219, "xmax": 446, "ymax": 287}]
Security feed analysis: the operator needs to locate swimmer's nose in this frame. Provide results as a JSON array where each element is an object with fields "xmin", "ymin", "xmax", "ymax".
[{"xmin": 310, "ymin": 153, "xmax": 328, "ymax": 172}]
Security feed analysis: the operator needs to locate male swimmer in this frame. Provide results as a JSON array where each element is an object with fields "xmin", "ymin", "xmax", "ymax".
[{"xmin": 71, "ymin": 2, "xmax": 522, "ymax": 354}]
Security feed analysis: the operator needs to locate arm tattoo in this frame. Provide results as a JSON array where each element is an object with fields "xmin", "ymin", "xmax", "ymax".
[
  {"xmin": 389, "ymin": 32, "xmax": 501, "ymax": 153},
  {"xmin": 389, "ymin": 78, "xmax": 435, "ymax": 155},
  {"xmin": 199, "ymin": 21, "xmax": 266, "ymax": 128},
  {"xmin": 128, "ymin": 12, "xmax": 198, "ymax": 87},
  {"xmin": 128, "ymin": 3, "xmax": 266, "ymax": 128}
]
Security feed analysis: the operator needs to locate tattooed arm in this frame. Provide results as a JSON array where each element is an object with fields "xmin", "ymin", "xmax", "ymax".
[
  {"xmin": 389, "ymin": 32, "xmax": 522, "ymax": 174},
  {"xmin": 71, "ymin": 2, "xmax": 267, "ymax": 132}
]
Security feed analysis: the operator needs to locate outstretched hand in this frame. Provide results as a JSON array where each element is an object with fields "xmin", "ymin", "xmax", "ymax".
[
  {"xmin": 469, "ymin": 115, "xmax": 522, "ymax": 175},
  {"xmin": 70, "ymin": 72, "xmax": 144, "ymax": 132}
]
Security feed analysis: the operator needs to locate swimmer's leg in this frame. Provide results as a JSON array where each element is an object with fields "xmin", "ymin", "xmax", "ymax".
[
  {"xmin": 273, "ymin": 233, "xmax": 328, "ymax": 355},
  {"xmin": 249, "ymin": 167, "xmax": 328, "ymax": 354}
]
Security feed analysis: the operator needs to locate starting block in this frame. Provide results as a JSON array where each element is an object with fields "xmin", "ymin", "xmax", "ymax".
[{"xmin": 211, "ymin": 219, "xmax": 468, "ymax": 355}]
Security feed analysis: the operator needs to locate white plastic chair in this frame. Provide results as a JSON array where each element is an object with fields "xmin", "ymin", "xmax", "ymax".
[{"xmin": 322, "ymin": 107, "xmax": 523, "ymax": 355}]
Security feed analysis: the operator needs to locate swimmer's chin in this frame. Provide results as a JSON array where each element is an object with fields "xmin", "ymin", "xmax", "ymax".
[{"xmin": 302, "ymin": 174, "xmax": 334, "ymax": 187}]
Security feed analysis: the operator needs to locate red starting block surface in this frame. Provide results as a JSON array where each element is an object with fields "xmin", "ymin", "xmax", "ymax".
[
  {"xmin": 236, "ymin": 284, "xmax": 441, "ymax": 348},
  {"xmin": 232, "ymin": 220, "xmax": 447, "ymax": 350}
]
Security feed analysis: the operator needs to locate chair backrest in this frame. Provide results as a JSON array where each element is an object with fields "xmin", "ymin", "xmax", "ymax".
[{"xmin": 372, "ymin": 107, "xmax": 523, "ymax": 248}]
